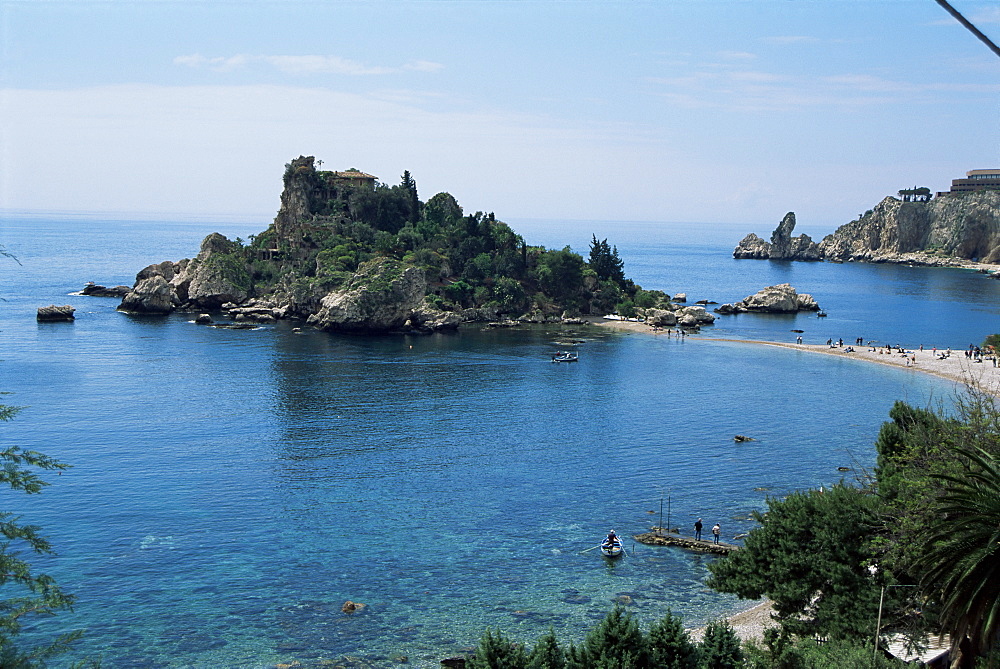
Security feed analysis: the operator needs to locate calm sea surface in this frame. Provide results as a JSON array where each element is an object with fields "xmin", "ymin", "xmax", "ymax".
[{"xmin": 0, "ymin": 213, "xmax": 996, "ymax": 667}]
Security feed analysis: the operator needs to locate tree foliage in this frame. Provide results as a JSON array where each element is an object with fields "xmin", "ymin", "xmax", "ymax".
[
  {"xmin": 706, "ymin": 484, "xmax": 882, "ymax": 641},
  {"xmin": 588, "ymin": 236, "xmax": 625, "ymax": 287},
  {"xmin": 645, "ymin": 609, "xmax": 697, "ymax": 669},
  {"xmin": 0, "ymin": 404, "xmax": 83, "ymax": 668},
  {"xmin": 910, "ymin": 445, "xmax": 1000, "ymax": 664},
  {"xmin": 253, "ymin": 160, "xmax": 651, "ymax": 319},
  {"xmin": 698, "ymin": 620, "xmax": 743, "ymax": 669}
]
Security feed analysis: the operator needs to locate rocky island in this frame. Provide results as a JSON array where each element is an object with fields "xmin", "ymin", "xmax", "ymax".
[
  {"xmin": 118, "ymin": 156, "xmax": 712, "ymax": 332},
  {"xmin": 734, "ymin": 189, "xmax": 1000, "ymax": 266}
]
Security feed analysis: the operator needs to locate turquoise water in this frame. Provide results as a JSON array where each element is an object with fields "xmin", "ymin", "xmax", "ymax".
[{"xmin": 0, "ymin": 214, "xmax": 992, "ymax": 667}]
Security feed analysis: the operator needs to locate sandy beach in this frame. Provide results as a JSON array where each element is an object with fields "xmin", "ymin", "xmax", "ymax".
[{"xmin": 590, "ymin": 317, "xmax": 1000, "ymax": 394}]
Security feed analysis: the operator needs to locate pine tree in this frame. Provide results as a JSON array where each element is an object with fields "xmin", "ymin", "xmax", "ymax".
[
  {"xmin": 647, "ymin": 609, "xmax": 697, "ymax": 669},
  {"xmin": 527, "ymin": 628, "xmax": 565, "ymax": 669},
  {"xmin": 588, "ymin": 235, "xmax": 625, "ymax": 285},
  {"xmin": 578, "ymin": 606, "xmax": 646, "ymax": 668},
  {"xmin": 698, "ymin": 620, "xmax": 742, "ymax": 669},
  {"xmin": 467, "ymin": 628, "xmax": 528, "ymax": 669}
]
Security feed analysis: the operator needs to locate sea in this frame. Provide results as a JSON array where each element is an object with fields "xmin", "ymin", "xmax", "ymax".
[{"xmin": 1, "ymin": 212, "xmax": 997, "ymax": 668}]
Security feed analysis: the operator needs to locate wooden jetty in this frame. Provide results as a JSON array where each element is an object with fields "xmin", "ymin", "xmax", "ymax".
[{"xmin": 633, "ymin": 531, "xmax": 739, "ymax": 556}]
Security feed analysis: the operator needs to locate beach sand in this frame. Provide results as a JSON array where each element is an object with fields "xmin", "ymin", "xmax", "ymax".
[
  {"xmin": 590, "ymin": 317, "xmax": 1000, "ymax": 393},
  {"xmin": 590, "ymin": 316, "xmax": 998, "ymax": 641}
]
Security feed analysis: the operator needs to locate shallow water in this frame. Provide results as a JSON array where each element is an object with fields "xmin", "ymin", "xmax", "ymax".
[{"xmin": 0, "ymin": 214, "xmax": 987, "ymax": 667}]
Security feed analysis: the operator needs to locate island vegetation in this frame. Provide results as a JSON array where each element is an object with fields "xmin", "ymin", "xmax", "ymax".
[{"xmin": 120, "ymin": 156, "xmax": 695, "ymax": 331}]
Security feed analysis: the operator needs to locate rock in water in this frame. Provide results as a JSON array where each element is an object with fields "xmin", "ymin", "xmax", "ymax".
[
  {"xmin": 81, "ymin": 283, "xmax": 130, "ymax": 297},
  {"xmin": 715, "ymin": 283, "xmax": 820, "ymax": 314},
  {"xmin": 119, "ymin": 274, "xmax": 179, "ymax": 314},
  {"xmin": 36, "ymin": 304, "xmax": 75, "ymax": 322},
  {"xmin": 734, "ymin": 212, "xmax": 821, "ymax": 260}
]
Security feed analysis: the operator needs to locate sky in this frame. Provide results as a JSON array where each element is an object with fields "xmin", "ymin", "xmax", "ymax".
[{"xmin": 2, "ymin": 0, "xmax": 999, "ymax": 231}]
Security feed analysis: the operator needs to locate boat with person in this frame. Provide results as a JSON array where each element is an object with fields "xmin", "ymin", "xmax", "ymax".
[
  {"xmin": 551, "ymin": 351, "xmax": 579, "ymax": 363},
  {"xmin": 600, "ymin": 530, "xmax": 623, "ymax": 558}
]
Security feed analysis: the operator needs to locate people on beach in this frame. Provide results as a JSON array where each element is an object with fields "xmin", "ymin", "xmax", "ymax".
[
  {"xmin": 694, "ymin": 518, "xmax": 703, "ymax": 541},
  {"xmin": 712, "ymin": 523, "xmax": 721, "ymax": 544}
]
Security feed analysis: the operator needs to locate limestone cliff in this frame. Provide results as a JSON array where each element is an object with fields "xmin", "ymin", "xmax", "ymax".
[
  {"xmin": 734, "ymin": 191, "xmax": 1000, "ymax": 264},
  {"xmin": 818, "ymin": 191, "xmax": 1000, "ymax": 263}
]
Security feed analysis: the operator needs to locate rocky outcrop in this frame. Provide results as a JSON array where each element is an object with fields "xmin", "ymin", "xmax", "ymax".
[
  {"xmin": 37, "ymin": 304, "xmax": 75, "ymax": 322},
  {"xmin": 408, "ymin": 302, "xmax": 463, "ymax": 331},
  {"xmin": 81, "ymin": 283, "xmax": 130, "ymax": 297},
  {"xmin": 119, "ymin": 234, "xmax": 250, "ymax": 314},
  {"xmin": 736, "ymin": 191, "xmax": 1000, "ymax": 265},
  {"xmin": 119, "ymin": 274, "xmax": 178, "ymax": 314},
  {"xmin": 308, "ymin": 257, "xmax": 427, "ymax": 332},
  {"xmin": 645, "ymin": 308, "xmax": 678, "ymax": 327},
  {"xmin": 715, "ymin": 284, "xmax": 820, "ymax": 314},
  {"xmin": 677, "ymin": 305, "xmax": 716, "ymax": 327},
  {"xmin": 182, "ymin": 233, "xmax": 250, "ymax": 309},
  {"xmin": 818, "ymin": 192, "xmax": 1000, "ymax": 263},
  {"xmin": 734, "ymin": 212, "xmax": 821, "ymax": 260}
]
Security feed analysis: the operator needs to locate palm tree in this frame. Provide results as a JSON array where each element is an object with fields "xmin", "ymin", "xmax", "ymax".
[{"xmin": 913, "ymin": 446, "xmax": 1000, "ymax": 667}]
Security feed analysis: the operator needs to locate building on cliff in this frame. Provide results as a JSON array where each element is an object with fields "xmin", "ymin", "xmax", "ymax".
[
  {"xmin": 325, "ymin": 170, "xmax": 378, "ymax": 190},
  {"xmin": 937, "ymin": 169, "xmax": 1000, "ymax": 197}
]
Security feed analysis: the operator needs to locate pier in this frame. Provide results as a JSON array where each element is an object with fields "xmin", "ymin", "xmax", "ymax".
[{"xmin": 633, "ymin": 531, "xmax": 739, "ymax": 555}]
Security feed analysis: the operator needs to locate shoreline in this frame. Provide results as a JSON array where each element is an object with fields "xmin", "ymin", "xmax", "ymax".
[
  {"xmin": 589, "ymin": 317, "xmax": 1000, "ymax": 394},
  {"xmin": 592, "ymin": 316, "xmax": 997, "ymax": 642}
]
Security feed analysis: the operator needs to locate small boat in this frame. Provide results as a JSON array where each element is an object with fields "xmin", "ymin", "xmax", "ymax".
[
  {"xmin": 600, "ymin": 531, "xmax": 623, "ymax": 558},
  {"xmin": 551, "ymin": 351, "xmax": 579, "ymax": 363},
  {"xmin": 817, "ymin": 311, "xmax": 828, "ymax": 318}
]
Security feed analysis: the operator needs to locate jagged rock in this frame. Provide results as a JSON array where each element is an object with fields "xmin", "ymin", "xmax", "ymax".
[
  {"xmin": 81, "ymin": 283, "xmax": 130, "ymax": 297},
  {"xmin": 645, "ymin": 309, "xmax": 678, "ymax": 327},
  {"xmin": 409, "ymin": 303, "xmax": 464, "ymax": 331},
  {"xmin": 672, "ymin": 293, "xmax": 687, "ymax": 302},
  {"xmin": 227, "ymin": 307, "xmax": 279, "ymax": 322},
  {"xmin": 119, "ymin": 275, "xmax": 179, "ymax": 314},
  {"xmin": 312, "ymin": 257, "xmax": 426, "ymax": 332},
  {"xmin": 734, "ymin": 212, "xmax": 821, "ymax": 260},
  {"xmin": 195, "ymin": 313, "xmax": 213, "ymax": 324},
  {"xmin": 178, "ymin": 233, "xmax": 250, "ymax": 309},
  {"xmin": 715, "ymin": 283, "xmax": 821, "ymax": 314},
  {"xmin": 678, "ymin": 305, "xmax": 716, "ymax": 325},
  {"xmin": 37, "ymin": 304, "xmax": 75, "ymax": 322},
  {"xmin": 733, "ymin": 232, "xmax": 771, "ymax": 259},
  {"xmin": 119, "ymin": 233, "xmax": 249, "ymax": 313},
  {"xmin": 136, "ymin": 260, "xmax": 180, "ymax": 282}
]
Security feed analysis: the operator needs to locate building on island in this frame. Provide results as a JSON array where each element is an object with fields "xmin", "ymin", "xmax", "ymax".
[
  {"xmin": 325, "ymin": 169, "xmax": 378, "ymax": 190},
  {"xmin": 936, "ymin": 169, "xmax": 1000, "ymax": 197}
]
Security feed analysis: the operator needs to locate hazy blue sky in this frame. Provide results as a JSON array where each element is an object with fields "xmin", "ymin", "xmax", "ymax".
[{"xmin": 2, "ymin": 1, "xmax": 999, "ymax": 229}]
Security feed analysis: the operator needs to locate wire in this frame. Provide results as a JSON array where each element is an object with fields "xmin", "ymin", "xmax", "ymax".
[{"xmin": 933, "ymin": 0, "xmax": 1000, "ymax": 59}]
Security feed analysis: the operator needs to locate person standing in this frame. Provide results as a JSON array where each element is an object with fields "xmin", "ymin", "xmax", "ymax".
[
  {"xmin": 694, "ymin": 518, "xmax": 703, "ymax": 541},
  {"xmin": 712, "ymin": 523, "xmax": 721, "ymax": 544}
]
